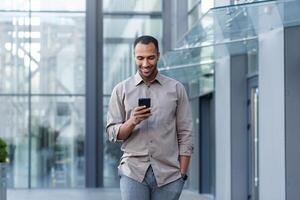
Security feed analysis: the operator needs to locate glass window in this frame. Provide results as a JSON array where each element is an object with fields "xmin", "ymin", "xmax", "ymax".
[
  {"xmin": 103, "ymin": 0, "xmax": 161, "ymax": 12},
  {"xmin": 30, "ymin": 13, "xmax": 85, "ymax": 94},
  {"xmin": 247, "ymin": 48, "xmax": 258, "ymax": 76},
  {"xmin": 104, "ymin": 17, "xmax": 162, "ymax": 39},
  {"xmin": 188, "ymin": 0, "xmax": 201, "ymax": 11},
  {"xmin": 30, "ymin": 0, "xmax": 85, "ymax": 11},
  {"xmin": 103, "ymin": 43, "xmax": 134, "ymax": 95},
  {"xmin": 30, "ymin": 96, "xmax": 85, "ymax": 188},
  {"xmin": 0, "ymin": 0, "xmax": 86, "ymax": 189},
  {"xmin": 188, "ymin": 4, "xmax": 202, "ymax": 28},
  {"xmin": 0, "ymin": 96, "xmax": 29, "ymax": 188},
  {"xmin": 0, "ymin": 0, "xmax": 85, "ymax": 11},
  {"xmin": 0, "ymin": 0, "xmax": 30, "ymax": 11},
  {"xmin": 0, "ymin": 12, "xmax": 30, "ymax": 94}
]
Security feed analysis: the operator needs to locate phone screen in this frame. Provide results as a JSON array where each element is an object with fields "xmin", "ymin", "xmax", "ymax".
[{"xmin": 138, "ymin": 98, "xmax": 151, "ymax": 108}]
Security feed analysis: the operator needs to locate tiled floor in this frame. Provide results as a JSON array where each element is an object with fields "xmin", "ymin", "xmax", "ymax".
[{"xmin": 7, "ymin": 189, "xmax": 214, "ymax": 200}]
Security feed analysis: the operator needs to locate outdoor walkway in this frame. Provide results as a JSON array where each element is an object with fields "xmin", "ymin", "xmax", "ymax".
[{"xmin": 8, "ymin": 188, "xmax": 214, "ymax": 200}]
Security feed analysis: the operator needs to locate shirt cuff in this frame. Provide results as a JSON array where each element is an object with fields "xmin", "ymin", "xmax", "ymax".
[
  {"xmin": 179, "ymin": 144, "xmax": 194, "ymax": 156},
  {"xmin": 108, "ymin": 123, "xmax": 122, "ymax": 143}
]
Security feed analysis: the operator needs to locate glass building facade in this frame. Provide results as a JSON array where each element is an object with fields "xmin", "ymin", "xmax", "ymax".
[
  {"xmin": 0, "ymin": 0, "xmax": 86, "ymax": 188},
  {"xmin": 1, "ymin": 1, "xmax": 300, "ymax": 200}
]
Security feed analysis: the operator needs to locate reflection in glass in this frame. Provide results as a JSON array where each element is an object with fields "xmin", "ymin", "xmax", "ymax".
[
  {"xmin": 103, "ymin": 96, "xmax": 121, "ymax": 187},
  {"xmin": 188, "ymin": 4, "xmax": 202, "ymax": 28},
  {"xmin": 158, "ymin": 46, "xmax": 214, "ymax": 98},
  {"xmin": 30, "ymin": 96, "xmax": 85, "ymax": 188},
  {"xmin": 103, "ymin": 43, "xmax": 134, "ymax": 95},
  {"xmin": 0, "ymin": 96, "xmax": 29, "ymax": 188},
  {"xmin": 0, "ymin": 0, "xmax": 86, "ymax": 189},
  {"xmin": 0, "ymin": 0, "xmax": 30, "ymax": 11},
  {"xmin": 0, "ymin": 12, "xmax": 30, "ymax": 94},
  {"xmin": 103, "ymin": 0, "xmax": 161, "ymax": 12},
  {"xmin": 31, "ymin": 13, "xmax": 85, "ymax": 94},
  {"xmin": 188, "ymin": 0, "xmax": 200, "ymax": 10},
  {"xmin": 104, "ymin": 18, "xmax": 162, "ymax": 39},
  {"xmin": 30, "ymin": 0, "xmax": 85, "ymax": 11},
  {"xmin": 0, "ymin": 0, "xmax": 85, "ymax": 11}
]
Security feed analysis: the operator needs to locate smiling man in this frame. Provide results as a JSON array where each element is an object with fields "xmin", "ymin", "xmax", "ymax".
[{"xmin": 106, "ymin": 35, "xmax": 193, "ymax": 200}]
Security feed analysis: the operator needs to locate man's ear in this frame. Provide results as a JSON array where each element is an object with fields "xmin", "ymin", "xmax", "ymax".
[{"xmin": 157, "ymin": 52, "xmax": 160, "ymax": 60}]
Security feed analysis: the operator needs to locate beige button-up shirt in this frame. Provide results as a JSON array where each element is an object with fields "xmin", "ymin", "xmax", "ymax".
[{"xmin": 106, "ymin": 72, "xmax": 193, "ymax": 187}]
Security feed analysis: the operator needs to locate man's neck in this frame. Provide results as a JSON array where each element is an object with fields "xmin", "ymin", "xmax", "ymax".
[{"xmin": 141, "ymin": 71, "xmax": 158, "ymax": 85}]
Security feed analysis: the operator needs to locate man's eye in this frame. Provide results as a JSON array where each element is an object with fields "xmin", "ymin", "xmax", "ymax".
[{"xmin": 148, "ymin": 56, "xmax": 155, "ymax": 60}]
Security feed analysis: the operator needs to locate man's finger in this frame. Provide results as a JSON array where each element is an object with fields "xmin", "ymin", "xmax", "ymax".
[
  {"xmin": 138, "ymin": 113, "xmax": 152, "ymax": 119},
  {"xmin": 134, "ymin": 106, "xmax": 147, "ymax": 111}
]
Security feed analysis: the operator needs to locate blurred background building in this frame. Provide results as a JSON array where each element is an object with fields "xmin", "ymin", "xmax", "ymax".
[{"xmin": 0, "ymin": 0, "xmax": 300, "ymax": 200}]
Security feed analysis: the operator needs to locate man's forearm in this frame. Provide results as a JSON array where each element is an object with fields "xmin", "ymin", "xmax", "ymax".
[
  {"xmin": 117, "ymin": 118, "xmax": 136, "ymax": 140},
  {"xmin": 179, "ymin": 155, "xmax": 190, "ymax": 174}
]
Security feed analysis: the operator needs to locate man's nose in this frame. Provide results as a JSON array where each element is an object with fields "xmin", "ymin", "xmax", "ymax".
[{"xmin": 142, "ymin": 59, "xmax": 149, "ymax": 67}]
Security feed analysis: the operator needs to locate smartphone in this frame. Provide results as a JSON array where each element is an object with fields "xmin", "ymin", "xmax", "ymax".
[{"xmin": 138, "ymin": 98, "xmax": 151, "ymax": 108}]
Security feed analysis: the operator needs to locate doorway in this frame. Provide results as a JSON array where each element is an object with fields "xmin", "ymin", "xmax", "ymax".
[
  {"xmin": 247, "ymin": 76, "xmax": 259, "ymax": 200},
  {"xmin": 199, "ymin": 93, "xmax": 215, "ymax": 195}
]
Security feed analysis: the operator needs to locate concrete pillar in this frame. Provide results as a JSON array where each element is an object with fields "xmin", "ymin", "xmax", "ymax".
[{"xmin": 258, "ymin": 27, "xmax": 286, "ymax": 200}]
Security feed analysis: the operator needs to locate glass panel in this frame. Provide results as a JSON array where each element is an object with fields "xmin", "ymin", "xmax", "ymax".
[
  {"xmin": 30, "ymin": 96, "xmax": 85, "ymax": 188},
  {"xmin": 188, "ymin": 1, "xmax": 214, "ymax": 29},
  {"xmin": 103, "ymin": 0, "xmax": 161, "ymax": 12},
  {"xmin": 0, "ymin": 0, "xmax": 30, "ymax": 11},
  {"xmin": 0, "ymin": 12, "xmax": 30, "ymax": 94},
  {"xmin": 30, "ymin": 0, "xmax": 85, "ymax": 11},
  {"xmin": 0, "ymin": 96, "xmax": 29, "ymax": 188},
  {"xmin": 188, "ymin": 0, "xmax": 200, "ymax": 10},
  {"xmin": 0, "ymin": 0, "xmax": 85, "ymax": 11},
  {"xmin": 31, "ymin": 12, "xmax": 85, "ymax": 94},
  {"xmin": 158, "ymin": 46, "xmax": 214, "ymax": 98},
  {"xmin": 188, "ymin": 4, "xmax": 202, "ymax": 28},
  {"xmin": 102, "ymin": 43, "xmax": 135, "ymax": 187},
  {"xmin": 103, "ymin": 95, "xmax": 121, "ymax": 187},
  {"xmin": 103, "ymin": 43, "xmax": 135, "ymax": 95},
  {"xmin": 247, "ymin": 48, "xmax": 258, "ymax": 76},
  {"xmin": 178, "ymin": 0, "xmax": 300, "ymax": 49},
  {"xmin": 104, "ymin": 18, "xmax": 162, "ymax": 39}
]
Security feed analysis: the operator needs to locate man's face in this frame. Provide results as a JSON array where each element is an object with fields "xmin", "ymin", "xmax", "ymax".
[{"xmin": 134, "ymin": 42, "xmax": 160, "ymax": 82}]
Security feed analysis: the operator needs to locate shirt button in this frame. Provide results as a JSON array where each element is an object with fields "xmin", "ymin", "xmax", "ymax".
[{"xmin": 150, "ymin": 140, "xmax": 153, "ymax": 143}]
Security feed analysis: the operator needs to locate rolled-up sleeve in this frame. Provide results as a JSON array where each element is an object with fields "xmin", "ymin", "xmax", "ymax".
[
  {"xmin": 176, "ymin": 83, "xmax": 193, "ymax": 156},
  {"xmin": 106, "ymin": 84, "xmax": 125, "ymax": 143}
]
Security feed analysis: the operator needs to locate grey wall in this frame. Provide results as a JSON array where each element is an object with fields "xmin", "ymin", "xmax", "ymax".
[
  {"xmin": 284, "ymin": 25, "xmax": 300, "ymax": 200},
  {"xmin": 189, "ymin": 98, "xmax": 200, "ymax": 191},
  {"xmin": 230, "ymin": 54, "xmax": 248, "ymax": 200},
  {"xmin": 258, "ymin": 28, "xmax": 286, "ymax": 200}
]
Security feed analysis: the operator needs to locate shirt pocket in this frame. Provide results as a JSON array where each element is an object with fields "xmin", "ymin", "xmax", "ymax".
[{"xmin": 157, "ymin": 99, "xmax": 177, "ymax": 123}]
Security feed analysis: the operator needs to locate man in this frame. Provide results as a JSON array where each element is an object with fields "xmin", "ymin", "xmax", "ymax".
[{"xmin": 106, "ymin": 35, "xmax": 193, "ymax": 200}]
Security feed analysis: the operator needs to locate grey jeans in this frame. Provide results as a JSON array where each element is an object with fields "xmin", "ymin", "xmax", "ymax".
[{"xmin": 120, "ymin": 166, "xmax": 185, "ymax": 200}]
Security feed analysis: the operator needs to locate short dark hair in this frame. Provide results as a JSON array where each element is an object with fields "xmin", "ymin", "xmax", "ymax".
[{"xmin": 134, "ymin": 35, "xmax": 159, "ymax": 52}]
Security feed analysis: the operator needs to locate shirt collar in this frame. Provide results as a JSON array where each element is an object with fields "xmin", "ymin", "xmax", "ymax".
[{"xmin": 134, "ymin": 71, "xmax": 164, "ymax": 86}]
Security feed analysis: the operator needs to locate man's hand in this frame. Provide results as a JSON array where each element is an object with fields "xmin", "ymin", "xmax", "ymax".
[
  {"xmin": 129, "ymin": 106, "xmax": 151, "ymax": 125},
  {"xmin": 117, "ymin": 106, "xmax": 151, "ymax": 140}
]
